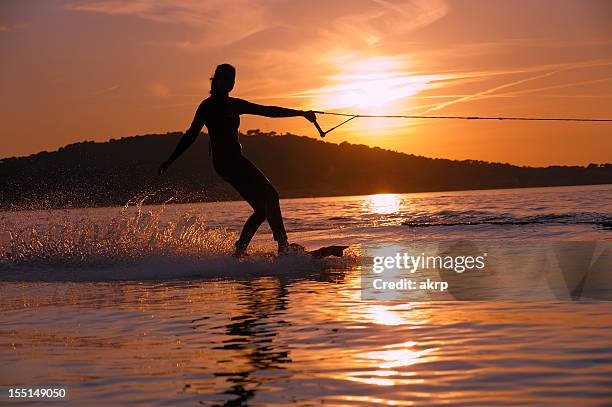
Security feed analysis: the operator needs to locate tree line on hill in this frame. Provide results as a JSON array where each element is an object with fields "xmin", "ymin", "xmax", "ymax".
[{"xmin": 1, "ymin": 129, "xmax": 610, "ymax": 209}]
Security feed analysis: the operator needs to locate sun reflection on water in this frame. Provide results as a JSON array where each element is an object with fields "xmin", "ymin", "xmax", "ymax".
[
  {"xmin": 363, "ymin": 341, "xmax": 436, "ymax": 369},
  {"xmin": 367, "ymin": 193, "xmax": 401, "ymax": 214},
  {"xmin": 340, "ymin": 339, "xmax": 436, "ymax": 389}
]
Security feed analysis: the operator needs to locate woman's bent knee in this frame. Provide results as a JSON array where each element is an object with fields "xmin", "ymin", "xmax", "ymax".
[
  {"xmin": 265, "ymin": 185, "xmax": 279, "ymax": 202},
  {"xmin": 252, "ymin": 209, "xmax": 266, "ymax": 222}
]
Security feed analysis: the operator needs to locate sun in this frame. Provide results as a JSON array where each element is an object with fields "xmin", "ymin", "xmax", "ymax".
[{"xmin": 300, "ymin": 56, "xmax": 442, "ymax": 114}]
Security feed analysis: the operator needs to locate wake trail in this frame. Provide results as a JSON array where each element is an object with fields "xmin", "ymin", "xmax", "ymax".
[{"xmin": 0, "ymin": 202, "xmax": 356, "ymax": 282}]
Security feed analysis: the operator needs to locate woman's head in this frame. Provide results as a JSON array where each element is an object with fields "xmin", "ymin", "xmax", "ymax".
[{"xmin": 210, "ymin": 63, "xmax": 236, "ymax": 95}]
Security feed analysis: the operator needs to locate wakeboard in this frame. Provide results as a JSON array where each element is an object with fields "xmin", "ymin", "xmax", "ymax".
[
  {"xmin": 234, "ymin": 245, "xmax": 349, "ymax": 259},
  {"xmin": 306, "ymin": 245, "xmax": 349, "ymax": 258}
]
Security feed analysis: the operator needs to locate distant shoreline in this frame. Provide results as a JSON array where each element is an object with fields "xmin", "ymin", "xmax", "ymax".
[
  {"xmin": 2, "ymin": 183, "xmax": 610, "ymax": 213},
  {"xmin": 2, "ymin": 131, "xmax": 610, "ymax": 211}
]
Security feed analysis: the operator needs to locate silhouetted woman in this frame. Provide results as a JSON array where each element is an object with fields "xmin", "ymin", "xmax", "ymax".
[{"xmin": 159, "ymin": 63, "xmax": 317, "ymax": 256}]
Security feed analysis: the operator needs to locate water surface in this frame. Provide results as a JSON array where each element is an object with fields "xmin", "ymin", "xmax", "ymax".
[{"xmin": 1, "ymin": 185, "xmax": 611, "ymax": 405}]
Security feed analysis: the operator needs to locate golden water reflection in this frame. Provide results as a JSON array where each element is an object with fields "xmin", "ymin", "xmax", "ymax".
[
  {"xmin": 367, "ymin": 193, "xmax": 401, "ymax": 214},
  {"xmin": 343, "ymin": 341, "xmax": 435, "ymax": 387},
  {"xmin": 3, "ymin": 270, "xmax": 612, "ymax": 406}
]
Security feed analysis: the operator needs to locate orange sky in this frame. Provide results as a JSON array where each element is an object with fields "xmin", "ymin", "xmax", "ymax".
[{"xmin": 1, "ymin": 0, "xmax": 611, "ymax": 166}]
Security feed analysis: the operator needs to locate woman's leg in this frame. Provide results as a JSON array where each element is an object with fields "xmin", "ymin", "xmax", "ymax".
[
  {"xmin": 263, "ymin": 189, "xmax": 288, "ymax": 244},
  {"xmin": 224, "ymin": 177, "xmax": 267, "ymax": 254},
  {"xmin": 237, "ymin": 157, "xmax": 288, "ymax": 244},
  {"xmin": 237, "ymin": 209, "xmax": 266, "ymax": 251},
  {"xmin": 222, "ymin": 155, "xmax": 288, "ymax": 253}
]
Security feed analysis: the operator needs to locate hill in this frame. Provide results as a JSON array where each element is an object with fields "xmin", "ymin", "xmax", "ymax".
[{"xmin": 1, "ymin": 130, "xmax": 610, "ymax": 209}]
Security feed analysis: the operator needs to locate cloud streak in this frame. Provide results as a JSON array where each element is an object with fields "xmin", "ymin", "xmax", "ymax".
[
  {"xmin": 67, "ymin": 0, "xmax": 269, "ymax": 47},
  {"xmin": 318, "ymin": 0, "xmax": 448, "ymax": 46},
  {"xmin": 419, "ymin": 60, "xmax": 612, "ymax": 114},
  {"xmin": 67, "ymin": 0, "xmax": 449, "ymax": 51}
]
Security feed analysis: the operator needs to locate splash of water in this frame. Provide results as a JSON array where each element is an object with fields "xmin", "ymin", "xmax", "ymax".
[
  {"xmin": 0, "ymin": 200, "xmax": 358, "ymax": 282},
  {"xmin": 2, "ymin": 200, "xmax": 235, "ymax": 267}
]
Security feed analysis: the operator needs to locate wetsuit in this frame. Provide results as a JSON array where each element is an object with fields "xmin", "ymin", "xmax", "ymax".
[{"xmin": 177, "ymin": 95, "xmax": 303, "ymax": 248}]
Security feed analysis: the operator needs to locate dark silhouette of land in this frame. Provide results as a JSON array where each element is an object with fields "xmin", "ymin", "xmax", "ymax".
[{"xmin": 1, "ymin": 130, "xmax": 610, "ymax": 210}]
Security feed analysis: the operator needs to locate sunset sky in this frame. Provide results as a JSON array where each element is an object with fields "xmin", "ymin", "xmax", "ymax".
[{"xmin": 1, "ymin": 0, "xmax": 611, "ymax": 166}]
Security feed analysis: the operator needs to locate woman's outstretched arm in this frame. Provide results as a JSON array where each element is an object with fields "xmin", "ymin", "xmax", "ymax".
[
  {"xmin": 235, "ymin": 98, "xmax": 316, "ymax": 121},
  {"xmin": 158, "ymin": 101, "xmax": 207, "ymax": 175}
]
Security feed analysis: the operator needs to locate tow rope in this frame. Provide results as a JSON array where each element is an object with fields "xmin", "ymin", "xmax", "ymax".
[{"xmin": 310, "ymin": 111, "xmax": 612, "ymax": 138}]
